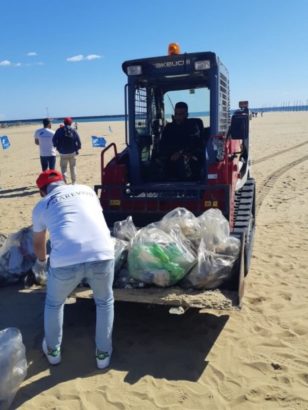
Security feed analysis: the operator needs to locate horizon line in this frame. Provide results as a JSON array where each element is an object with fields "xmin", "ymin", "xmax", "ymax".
[{"xmin": 1, "ymin": 104, "xmax": 308, "ymax": 124}]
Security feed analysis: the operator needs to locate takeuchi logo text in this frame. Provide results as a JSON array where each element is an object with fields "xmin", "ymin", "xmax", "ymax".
[{"xmin": 153, "ymin": 59, "xmax": 190, "ymax": 69}]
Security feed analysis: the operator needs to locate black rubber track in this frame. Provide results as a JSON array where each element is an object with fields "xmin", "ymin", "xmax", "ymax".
[{"xmin": 232, "ymin": 178, "xmax": 256, "ymax": 276}]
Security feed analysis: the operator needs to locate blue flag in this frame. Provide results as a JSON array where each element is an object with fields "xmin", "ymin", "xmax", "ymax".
[
  {"xmin": 91, "ymin": 136, "xmax": 107, "ymax": 148},
  {"xmin": 0, "ymin": 135, "xmax": 10, "ymax": 150}
]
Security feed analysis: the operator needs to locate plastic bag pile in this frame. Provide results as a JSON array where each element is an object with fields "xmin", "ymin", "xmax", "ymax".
[
  {"xmin": 112, "ymin": 208, "xmax": 240, "ymax": 289},
  {"xmin": 0, "ymin": 227, "xmax": 36, "ymax": 286},
  {"xmin": 0, "ymin": 328, "xmax": 27, "ymax": 410},
  {"xmin": 0, "ymin": 208, "xmax": 240, "ymax": 290}
]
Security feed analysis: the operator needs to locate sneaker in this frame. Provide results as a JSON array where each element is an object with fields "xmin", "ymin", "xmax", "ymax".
[
  {"xmin": 42, "ymin": 339, "xmax": 61, "ymax": 365},
  {"xmin": 96, "ymin": 350, "xmax": 111, "ymax": 369}
]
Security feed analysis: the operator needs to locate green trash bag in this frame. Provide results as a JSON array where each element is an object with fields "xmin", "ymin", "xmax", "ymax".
[{"xmin": 128, "ymin": 225, "xmax": 196, "ymax": 287}]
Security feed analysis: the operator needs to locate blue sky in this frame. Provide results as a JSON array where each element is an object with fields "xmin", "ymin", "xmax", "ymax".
[{"xmin": 1, "ymin": 0, "xmax": 307, "ymax": 120}]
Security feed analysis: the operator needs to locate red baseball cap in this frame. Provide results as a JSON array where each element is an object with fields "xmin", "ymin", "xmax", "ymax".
[
  {"xmin": 36, "ymin": 169, "xmax": 64, "ymax": 189},
  {"xmin": 64, "ymin": 117, "xmax": 73, "ymax": 125}
]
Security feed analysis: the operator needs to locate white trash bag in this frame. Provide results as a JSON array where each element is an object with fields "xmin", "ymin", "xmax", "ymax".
[
  {"xmin": 113, "ymin": 237, "xmax": 129, "ymax": 273},
  {"xmin": 159, "ymin": 207, "xmax": 201, "ymax": 253},
  {"xmin": 184, "ymin": 238, "xmax": 239, "ymax": 289},
  {"xmin": 184, "ymin": 209, "xmax": 241, "ymax": 289},
  {"xmin": 198, "ymin": 208, "xmax": 230, "ymax": 252},
  {"xmin": 113, "ymin": 216, "xmax": 138, "ymax": 241},
  {"xmin": 0, "ymin": 227, "xmax": 36, "ymax": 285},
  {"xmin": 0, "ymin": 328, "xmax": 27, "ymax": 410}
]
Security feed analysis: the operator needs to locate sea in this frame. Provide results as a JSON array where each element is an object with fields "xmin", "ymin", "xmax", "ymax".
[
  {"xmin": 0, "ymin": 115, "xmax": 126, "ymax": 127},
  {"xmin": 1, "ymin": 105, "xmax": 308, "ymax": 127}
]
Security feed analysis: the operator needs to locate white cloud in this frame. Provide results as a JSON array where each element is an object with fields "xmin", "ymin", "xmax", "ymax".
[
  {"xmin": 66, "ymin": 54, "xmax": 102, "ymax": 62},
  {"xmin": 67, "ymin": 54, "xmax": 84, "ymax": 62},
  {"xmin": 85, "ymin": 54, "xmax": 101, "ymax": 60},
  {"xmin": 0, "ymin": 60, "xmax": 45, "ymax": 68},
  {"xmin": 0, "ymin": 60, "xmax": 11, "ymax": 66},
  {"xmin": 27, "ymin": 51, "xmax": 37, "ymax": 56}
]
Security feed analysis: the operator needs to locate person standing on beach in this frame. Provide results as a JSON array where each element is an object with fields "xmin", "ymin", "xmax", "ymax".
[
  {"xmin": 32, "ymin": 169, "xmax": 115, "ymax": 369},
  {"xmin": 34, "ymin": 118, "xmax": 56, "ymax": 171},
  {"xmin": 52, "ymin": 117, "xmax": 81, "ymax": 184}
]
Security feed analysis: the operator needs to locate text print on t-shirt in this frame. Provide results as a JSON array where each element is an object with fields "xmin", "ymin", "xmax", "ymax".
[{"xmin": 46, "ymin": 189, "xmax": 95, "ymax": 209}]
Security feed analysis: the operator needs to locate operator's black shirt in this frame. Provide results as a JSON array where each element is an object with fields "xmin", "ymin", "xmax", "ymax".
[{"xmin": 159, "ymin": 119, "xmax": 203, "ymax": 159}]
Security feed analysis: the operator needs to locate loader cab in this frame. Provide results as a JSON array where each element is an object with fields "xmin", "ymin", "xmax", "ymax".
[
  {"xmin": 122, "ymin": 49, "xmax": 230, "ymax": 185},
  {"xmin": 96, "ymin": 47, "xmax": 255, "ymax": 284}
]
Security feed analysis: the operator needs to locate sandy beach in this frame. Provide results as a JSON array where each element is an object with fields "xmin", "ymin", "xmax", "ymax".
[{"xmin": 1, "ymin": 112, "xmax": 308, "ymax": 409}]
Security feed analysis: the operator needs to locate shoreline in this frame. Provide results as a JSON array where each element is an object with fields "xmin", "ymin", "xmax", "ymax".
[{"xmin": 2, "ymin": 106, "xmax": 308, "ymax": 128}]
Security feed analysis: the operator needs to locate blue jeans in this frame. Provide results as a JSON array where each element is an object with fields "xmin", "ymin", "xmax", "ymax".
[
  {"xmin": 44, "ymin": 259, "xmax": 114, "ymax": 354},
  {"xmin": 40, "ymin": 156, "xmax": 56, "ymax": 171}
]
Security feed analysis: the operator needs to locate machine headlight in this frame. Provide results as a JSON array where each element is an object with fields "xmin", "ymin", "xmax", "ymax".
[
  {"xmin": 127, "ymin": 65, "xmax": 142, "ymax": 75},
  {"xmin": 194, "ymin": 60, "xmax": 211, "ymax": 70}
]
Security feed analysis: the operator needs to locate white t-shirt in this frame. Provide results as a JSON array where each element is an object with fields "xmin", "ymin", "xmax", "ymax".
[
  {"xmin": 32, "ymin": 184, "xmax": 114, "ymax": 267},
  {"xmin": 34, "ymin": 127, "xmax": 56, "ymax": 157}
]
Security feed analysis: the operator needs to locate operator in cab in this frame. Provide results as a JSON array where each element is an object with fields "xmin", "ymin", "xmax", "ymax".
[{"xmin": 158, "ymin": 102, "xmax": 204, "ymax": 181}]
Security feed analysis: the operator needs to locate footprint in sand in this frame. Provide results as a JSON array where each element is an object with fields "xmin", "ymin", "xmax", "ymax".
[
  {"xmin": 279, "ymin": 292, "xmax": 292, "ymax": 301},
  {"xmin": 298, "ymin": 373, "xmax": 308, "ymax": 386}
]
